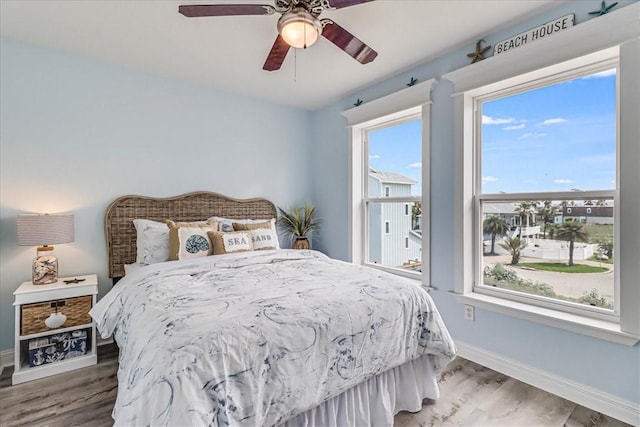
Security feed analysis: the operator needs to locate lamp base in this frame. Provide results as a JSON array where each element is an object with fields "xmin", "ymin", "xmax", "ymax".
[{"xmin": 32, "ymin": 246, "xmax": 58, "ymax": 285}]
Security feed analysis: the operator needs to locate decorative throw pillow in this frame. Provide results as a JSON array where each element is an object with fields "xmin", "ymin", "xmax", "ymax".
[
  {"xmin": 244, "ymin": 228, "xmax": 279, "ymax": 251},
  {"xmin": 208, "ymin": 231, "xmax": 254, "ymax": 255},
  {"xmin": 133, "ymin": 219, "xmax": 170, "ymax": 265},
  {"xmin": 208, "ymin": 217, "xmax": 276, "ymax": 233},
  {"xmin": 232, "ymin": 220, "xmax": 271, "ymax": 231},
  {"xmin": 232, "ymin": 219, "xmax": 280, "ymax": 249},
  {"xmin": 166, "ymin": 220, "xmax": 219, "ymax": 260}
]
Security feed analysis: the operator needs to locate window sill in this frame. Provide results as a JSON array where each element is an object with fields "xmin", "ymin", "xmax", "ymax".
[{"xmin": 451, "ymin": 291, "xmax": 639, "ymax": 346}]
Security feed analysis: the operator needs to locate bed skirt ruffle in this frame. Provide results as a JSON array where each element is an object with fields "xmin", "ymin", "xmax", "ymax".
[{"xmin": 282, "ymin": 354, "xmax": 439, "ymax": 427}]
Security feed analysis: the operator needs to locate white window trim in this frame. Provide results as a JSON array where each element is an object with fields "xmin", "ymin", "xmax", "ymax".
[
  {"xmin": 444, "ymin": 4, "xmax": 639, "ymax": 346},
  {"xmin": 343, "ymin": 79, "xmax": 435, "ymax": 285}
]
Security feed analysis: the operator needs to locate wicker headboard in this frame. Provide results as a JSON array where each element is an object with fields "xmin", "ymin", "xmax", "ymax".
[{"xmin": 105, "ymin": 191, "xmax": 277, "ymax": 279}]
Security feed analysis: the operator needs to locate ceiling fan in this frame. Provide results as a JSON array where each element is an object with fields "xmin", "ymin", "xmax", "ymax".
[{"xmin": 178, "ymin": 0, "xmax": 378, "ymax": 71}]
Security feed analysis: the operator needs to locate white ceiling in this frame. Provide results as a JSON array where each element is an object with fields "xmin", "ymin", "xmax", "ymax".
[{"xmin": 0, "ymin": 0, "xmax": 558, "ymax": 110}]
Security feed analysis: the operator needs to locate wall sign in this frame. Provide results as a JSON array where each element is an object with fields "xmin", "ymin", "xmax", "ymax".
[{"xmin": 494, "ymin": 14, "xmax": 575, "ymax": 56}]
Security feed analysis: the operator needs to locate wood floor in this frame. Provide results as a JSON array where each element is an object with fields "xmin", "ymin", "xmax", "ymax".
[{"xmin": 0, "ymin": 343, "xmax": 631, "ymax": 427}]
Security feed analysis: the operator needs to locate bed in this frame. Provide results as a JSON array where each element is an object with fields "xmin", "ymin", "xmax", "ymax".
[{"xmin": 93, "ymin": 191, "xmax": 456, "ymax": 426}]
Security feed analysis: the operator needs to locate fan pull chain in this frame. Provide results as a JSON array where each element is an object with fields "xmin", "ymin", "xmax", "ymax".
[{"xmin": 294, "ymin": 48, "xmax": 297, "ymax": 83}]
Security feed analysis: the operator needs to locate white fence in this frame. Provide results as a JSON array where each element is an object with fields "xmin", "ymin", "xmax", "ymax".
[{"xmin": 491, "ymin": 238, "xmax": 597, "ymax": 261}]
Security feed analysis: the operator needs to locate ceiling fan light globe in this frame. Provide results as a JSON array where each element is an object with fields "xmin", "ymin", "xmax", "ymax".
[{"xmin": 277, "ymin": 9, "xmax": 322, "ymax": 49}]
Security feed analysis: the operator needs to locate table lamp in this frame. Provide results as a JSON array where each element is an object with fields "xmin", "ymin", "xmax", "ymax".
[{"xmin": 17, "ymin": 213, "xmax": 75, "ymax": 285}]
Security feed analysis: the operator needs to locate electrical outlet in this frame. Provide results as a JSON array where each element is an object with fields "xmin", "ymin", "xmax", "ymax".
[{"xmin": 464, "ymin": 304, "xmax": 475, "ymax": 321}]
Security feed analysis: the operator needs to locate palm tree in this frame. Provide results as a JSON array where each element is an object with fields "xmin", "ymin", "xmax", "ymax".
[
  {"xmin": 537, "ymin": 200, "xmax": 555, "ymax": 239},
  {"xmin": 499, "ymin": 237, "xmax": 527, "ymax": 265},
  {"xmin": 556, "ymin": 220, "xmax": 589, "ymax": 266},
  {"xmin": 483, "ymin": 215, "xmax": 510, "ymax": 255}
]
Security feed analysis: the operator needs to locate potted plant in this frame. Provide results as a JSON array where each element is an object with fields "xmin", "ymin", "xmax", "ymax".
[{"xmin": 277, "ymin": 202, "xmax": 320, "ymax": 249}]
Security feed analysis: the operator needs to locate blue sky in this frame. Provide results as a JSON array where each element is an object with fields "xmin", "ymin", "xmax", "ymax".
[
  {"xmin": 368, "ymin": 69, "xmax": 616, "ymax": 196},
  {"xmin": 368, "ymin": 119, "xmax": 422, "ymax": 196},
  {"xmin": 482, "ymin": 69, "xmax": 616, "ymax": 193}
]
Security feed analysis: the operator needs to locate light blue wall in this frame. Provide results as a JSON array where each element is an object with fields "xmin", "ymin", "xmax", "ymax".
[
  {"xmin": 310, "ymin": 0, "xmax": 639, "ymax": 405},
  {"xmin": 0, "ymin": 38, "xmax": 313, "ymax": 351}
]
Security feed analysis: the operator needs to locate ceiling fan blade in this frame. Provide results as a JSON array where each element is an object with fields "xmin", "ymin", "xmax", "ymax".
[
  {"xmin": 321, "ymin": 20, "xmax": 378, "ymax": 64},
  {"xmin": 263, "ymin": 35, "xmax": 290, "ymax": 71},
  {"xmin": 178, "ymin": 4, "xmax": 275, "ymax": 17},
  {"xmin": 325, "ymin": 0, "xmax": 374, "ymax": 9}
]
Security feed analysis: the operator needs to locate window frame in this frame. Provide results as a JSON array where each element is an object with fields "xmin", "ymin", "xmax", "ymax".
[
  {"xmin": 342, "ymin": 79, "xmax": 435, "ymax": 284},
  {"xmin": 472, "ymin": 60, "xmax": 619, "ymax": 322},
  {"xmin": 444, "ymin": 6, "xmax": 639, "ymax": 345}
]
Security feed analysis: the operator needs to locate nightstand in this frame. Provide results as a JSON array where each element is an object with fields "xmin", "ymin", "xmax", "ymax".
[{"xmin": 12, "ymin": 274, "xmax": 98, "ymax": 385}]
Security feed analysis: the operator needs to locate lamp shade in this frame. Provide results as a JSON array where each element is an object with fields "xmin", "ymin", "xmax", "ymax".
[
  {"xmin": 277, "ymin": 8, "xmax": 322, "ymax": 49},
  {"xmin": 17, "ymin": 213, "xmax": 75, "ymax": 246}
]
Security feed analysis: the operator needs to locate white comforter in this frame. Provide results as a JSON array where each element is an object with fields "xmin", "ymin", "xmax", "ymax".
[{"xmin": 91, "ymin": 250, "xmax": 456, "ymax": 426}]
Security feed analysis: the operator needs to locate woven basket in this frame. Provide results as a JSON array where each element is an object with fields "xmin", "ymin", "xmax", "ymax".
[{"xmin": 21, "ymin": 295, "xmax": 92, "ymax": 336}]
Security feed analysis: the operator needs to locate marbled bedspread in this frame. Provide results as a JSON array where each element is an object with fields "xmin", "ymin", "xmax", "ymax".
[{"xmin": 91, "ymin": 249, "xmax": 456, "ymax": 426}]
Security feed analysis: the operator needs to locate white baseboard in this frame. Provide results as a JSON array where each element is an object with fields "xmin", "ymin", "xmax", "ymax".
[
  {"xmin": 0, "ymin": 349, "xmax": 14, "ymax": 371},
  {"xmin": 456, "ymin": 340, "xmax": 640, "ymax": 427},
  {"xmin": 0, "ymin": 337, "xmax": 114, "ymax": 371}
]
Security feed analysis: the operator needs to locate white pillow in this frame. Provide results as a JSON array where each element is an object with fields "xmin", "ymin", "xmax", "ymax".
[
  {"xmin": 133, "ymin": 219, "xmax": 170, "ymax": 265},
  {"xmin": 123, "ymin": 263, "xmax": 143, "ymax": 275}
]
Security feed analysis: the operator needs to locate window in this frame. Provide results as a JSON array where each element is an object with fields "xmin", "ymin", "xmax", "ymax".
[
  {"xmin": 445, "ymin": 13, "xmax": 640, "ymax": 344},
  {"xmin": 368, "ymin": 118, "xmax": 421, "ymax": 271},
  {"xmin": 343, "ymin": 79, "xmax": 434, "ymax": 281},
  {"xmin": 477, "ymin": 65, "xmax": 617, "ymax": 318}
]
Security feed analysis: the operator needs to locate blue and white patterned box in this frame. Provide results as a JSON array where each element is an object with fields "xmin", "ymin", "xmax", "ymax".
[{"xmin": 28, "ymin": 329, "xmax": 88, "ymax": 367}]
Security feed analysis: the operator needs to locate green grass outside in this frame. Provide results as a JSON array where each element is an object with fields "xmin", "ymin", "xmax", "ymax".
[{"xmin": 518, "ymin": 262, "xmax": 608, "ymax": 273}]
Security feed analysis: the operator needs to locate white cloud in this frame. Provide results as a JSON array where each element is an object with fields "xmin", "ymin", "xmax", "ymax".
[
  {"xmin": 482, "ymin": 176, "xmax": 498, "ymax": 183},
  {"xmin": 503, "ymin": 123, "xmax": 525, "ymax": 130},
  {"xmin": 519, "ymin": 132, "xmax": 547, "ymax": 139},
  {"xmin": 554, "ymin": 179, "xmax": 574, "ymax": 184},
  {"xmin": 540, "ymin": 118, "xmax": 567, "ymax": 125},
  {"xmin": 482, "ymin": 115, "xmax": 515, "ymax": 125},
  {"xmin": 407, "ymin": 162, "xmax": 422, "ymax": 168},
  {"xmin": 369, "ymin": 154, "xmax": 380, "ymax": 160}
]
